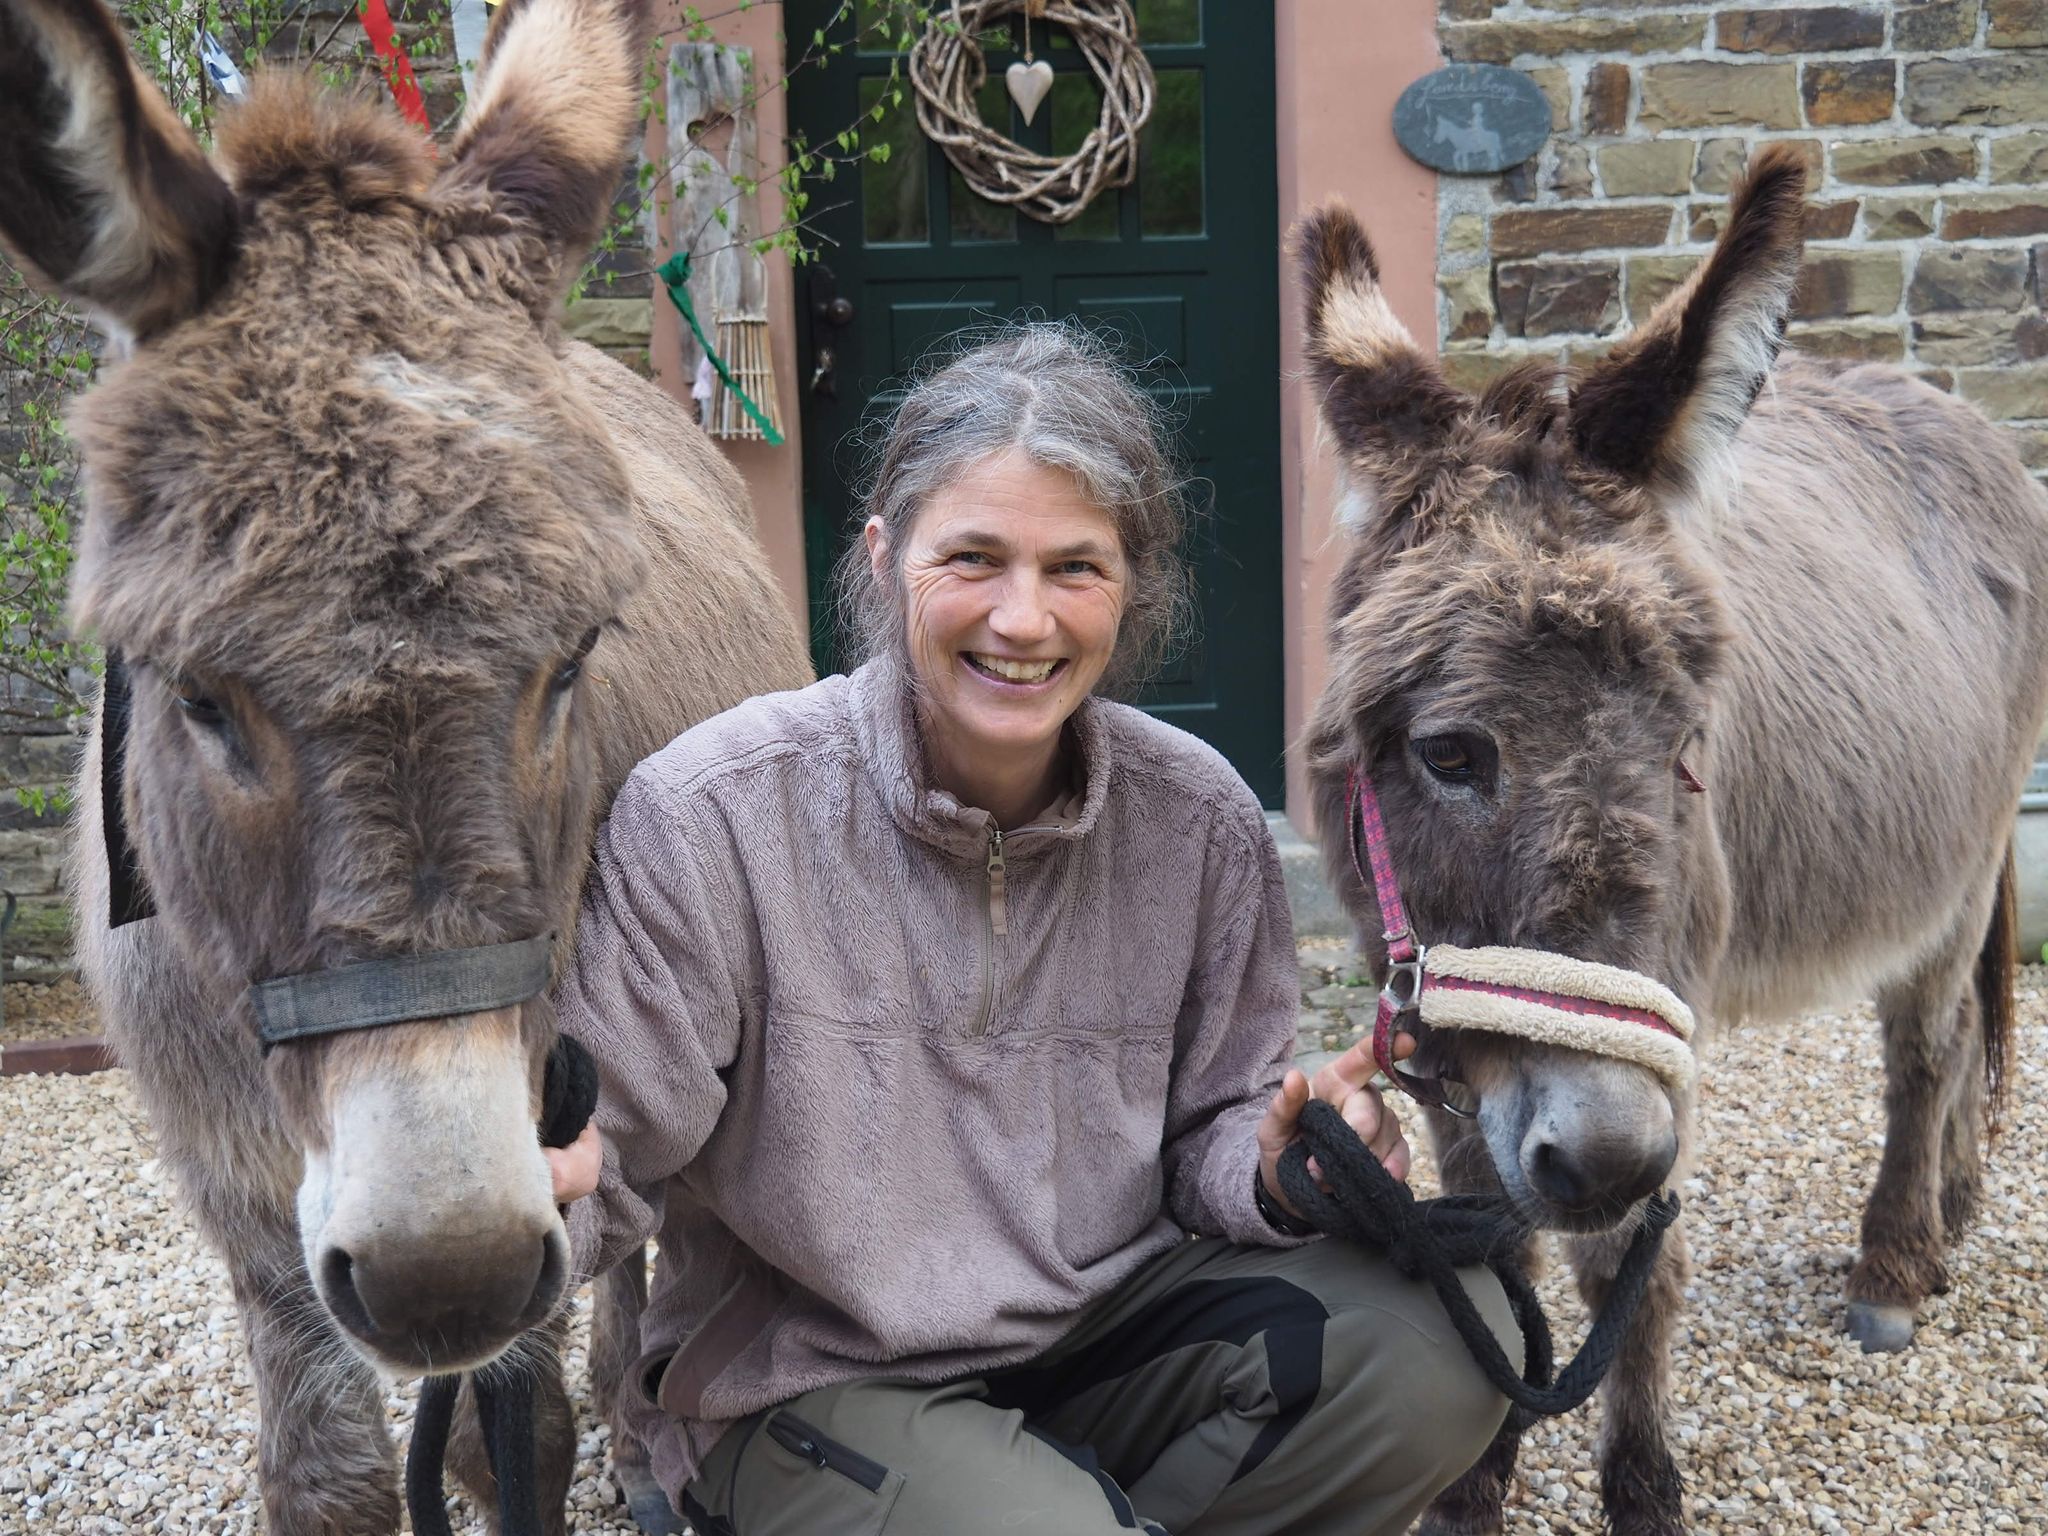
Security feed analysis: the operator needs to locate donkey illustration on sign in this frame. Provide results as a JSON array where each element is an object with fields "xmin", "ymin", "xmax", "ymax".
[
  {"xmin": 0, "ymin": 0, "xmax": 809, "ymax": 1530},
  {"xmin": 1297, "ymin": 146, "xmax": 2048, "ymax": 1536}
]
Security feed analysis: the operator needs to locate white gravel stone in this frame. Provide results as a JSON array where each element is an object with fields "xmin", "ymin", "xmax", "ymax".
[{"xmin": 4, "ymin": 973, "xmax": 2048, "ymax": 1532}]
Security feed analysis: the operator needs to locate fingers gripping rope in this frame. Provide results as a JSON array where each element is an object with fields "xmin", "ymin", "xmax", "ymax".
[
  {"xmin": 1278, "ymin": 1099, "xmax": 1678, "ymax": 1419},
  {"xmin": 407, "ymin": 1034, "xmax": 599, "ymax": 1536}
]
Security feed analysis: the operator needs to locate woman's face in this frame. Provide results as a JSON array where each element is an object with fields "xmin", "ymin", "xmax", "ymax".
[{"xmin": 871, "ymin": 449, "xmax": 1128, "ymax": 771}]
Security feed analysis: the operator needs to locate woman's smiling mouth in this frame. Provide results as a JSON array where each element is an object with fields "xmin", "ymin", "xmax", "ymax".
[{"xmin": 965, "ymin": 653, "xmax": 1065, "ymax": 685}]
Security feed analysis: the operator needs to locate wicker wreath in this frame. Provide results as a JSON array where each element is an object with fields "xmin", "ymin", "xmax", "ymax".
[{"xmin": 909, "ymin": 0, "xmax": 1155, "ymax": 226}]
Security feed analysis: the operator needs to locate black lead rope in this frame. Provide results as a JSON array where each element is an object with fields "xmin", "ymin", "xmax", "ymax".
[
  {"xmin": 407, "ymin": 1034, "xmax": 599, "ymax": 1536},
  {"xmin": 1278, "ymin": 1098, "xmax": 1678, "ymax": 1419}
]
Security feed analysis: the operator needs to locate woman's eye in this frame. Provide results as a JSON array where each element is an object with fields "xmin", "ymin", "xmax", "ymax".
[
  {"xmin": 1055, "ymin": 560, "xmax": 1098, "ymax": 577},
  {"xmin": 950, "ymin": 550, "xmax": 993, "ymax": 568},
  {"xmin": 1416, "ymin": 735, "xmax": 1475, "ymax": 781}
]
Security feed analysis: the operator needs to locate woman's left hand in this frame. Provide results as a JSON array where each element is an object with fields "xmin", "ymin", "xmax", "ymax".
[{"xmin": 1256, "ymin": 1035, "xmax": 1412, "ymax": 1220}]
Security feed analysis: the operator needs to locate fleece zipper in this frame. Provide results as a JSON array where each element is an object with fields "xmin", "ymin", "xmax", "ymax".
[{"xmin": 971, "ymin": 827, "xmax": 1006, "ymax": 1037}]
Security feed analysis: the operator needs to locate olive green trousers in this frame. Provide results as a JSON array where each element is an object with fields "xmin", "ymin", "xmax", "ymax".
[{"xmin": 678, "ymin": 1236, "xmax": 1518, "ymax": 1536}]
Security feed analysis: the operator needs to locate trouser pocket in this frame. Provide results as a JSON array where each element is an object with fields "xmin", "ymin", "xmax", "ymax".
[{"xmin": 719, "ymin": 1409, "xmax": 906, "ymax": 1534}]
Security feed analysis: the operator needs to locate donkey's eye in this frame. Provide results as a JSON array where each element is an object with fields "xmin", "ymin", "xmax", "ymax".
[
  {"xmin": 171, "ymin": 682, "xmax": 226, "ymax": 727},
  {"xmin": 551, "ymin": 628, "xmax": 602, "ymax": 695},
  {"xmin": 1415, "ymin": 734, "xmax": 1478, "ymax": 783}
]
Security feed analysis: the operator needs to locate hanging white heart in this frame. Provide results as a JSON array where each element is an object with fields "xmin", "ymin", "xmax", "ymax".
[{"xmin": 1006, "ymin": 59, "xmax": 1054, "ymax": 125}]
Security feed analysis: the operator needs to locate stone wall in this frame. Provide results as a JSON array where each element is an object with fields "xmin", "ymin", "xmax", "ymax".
[{"xmin": 1434, "ymin": 1, "xmax": 2048, "ymax": 484}]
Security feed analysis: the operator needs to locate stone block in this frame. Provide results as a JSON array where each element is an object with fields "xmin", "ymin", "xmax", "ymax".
[
  {"xmin": 1802, "ymin": 60, "xmax": 1896, "ymax": 127},
  {"xmin": 1794, "ymin": 250, "xmax": 1905, "ymax": 318},
  {"xmin": 1908, "ymin": 248, "xmax": 2032, "ymax": 312},
  {"xmin": 1530, "ymin": 68, "xmax": 1573, "ymax": 133},
  {"xmin": 1444, "ymin": 214, "xmax": 1487, "ymax": 259},
  {"xmin": 2011, "ymin": 425, "xmax": 2048, "ymax": 470},
  {"xmin": 1641, "ymin": 62, "xmax": 1801, "ymax": 131},
  {"xmin": 1941, "ymin": 194, "xmax": 2048, "ymax": 240},
  {"xmin": 1442, "ymin": 14, "xmax": 1705, "ymax": 66},
  {"xmin": 1716, "ymin": 7, "xmax": 1885, "ymax": 52},
  {"xmin": 1441, "ymin": 0, "xmax": 1495, "ymax": 19},
  {"xmin": 1548, "ymin": 142, "xmax": 1595, "ymax": 199},
  {"xmin": 1694, "ymin": 136, "xmax": 1822, "ymax": 194},
  {"xmin": 1912, "ymin": 311, "xmax": 2048, "ymax": 367},
  {"xmin": 1700, "ymin": 196, "xmax": 1856, "ymax": 244},
  {"xmin": 1597, "ymin": 140, "xmax": 1695, "ymax": 197},
  {"xmin": 1439, "ymin": 345, "xmax": 1556, "ymax": 396},
  {"xmin": 1957, "ymin": 366, "xmax": 2048, "ymax": 419},
  {"xmin": 1625, "ymin": 255, "xmax": 1703, "ymax": 324},
  {"xmin": 1495, "ymin": 259, "xmax": 1623, "ymax": 338},
  {"xmin": 1830, "ymin": 135, "xmax": 1978, "ymax": 185},
  {"xmin": 1788, "ymin": 321, "xmax": 1908, "ymax": 363},
  {"xmin": 0, "ymin": 830, "xmax": 66, "ymax": 898},
  {"xmin": 1584, "ymin": 62, "xmax": 1630, "ymax": 135},
  {"xmin": 1865, "ymin": 197, "xmax": 1937, "ymax": 240},
  {"xmin": 1905, "ymin": 57, "xmax": 2048, "ymax": 128},
  {"xmin": 2035, "ymin": 243, "xmax": 2048, "ymax": 308},
  {"xmin": 563, "ymin": 298, "xmax": 653, "ymax": 347},
  {"xmin": 1992, "ymin": 133, "xmax": 2048, "ymax": 184},
  {"xmin": 1492, "ymin": 204, "xmax": 1674, "ymax": 259},
  {"xmin": 1894, "ymin": 1, "xmax": 1981, "ymax": 51},
  {"xmin": 1441, "ymin": 269, "xmax": 1495, "ymax": 343},
  {"xmin": 1495, "ymin": 162, "xmax": 1539, "ymax": 205},
  {"xmin": 1988, "ymin": 0, "xmax": 2048, "ymax": 46}
]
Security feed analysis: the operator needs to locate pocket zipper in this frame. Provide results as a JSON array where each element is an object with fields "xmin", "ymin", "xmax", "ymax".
[{"xmin": 765, "ymin": 1412, "xmax": 890, "ymax": 1493}]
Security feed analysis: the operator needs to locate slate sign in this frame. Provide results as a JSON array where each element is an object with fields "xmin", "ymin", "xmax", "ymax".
[{"xmin": 1393, "ymin": 64, "xmax": 1552, "ymax": 176}]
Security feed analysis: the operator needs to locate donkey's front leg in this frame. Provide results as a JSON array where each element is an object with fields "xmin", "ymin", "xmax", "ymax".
[
  {"xmin": 229, "ymin": 1242, "xmax": 403, "ymax": 1535},
  {"xmin": 1848, "ymin": 972, "xmax": 1977, "ymax": 1351},
  {"xmin": 1569, "ymin": 1216, "xmax": 1690, "ymax": 1536},
  {"xmin": 1419, "ymin": 1110, "xmax": 1533, "ymax": 1536}
]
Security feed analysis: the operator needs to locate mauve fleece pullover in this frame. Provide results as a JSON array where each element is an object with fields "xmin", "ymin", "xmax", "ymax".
[{"xmin": 559, "ymin": 658, "xmax": 1306, "ymax": 1495}]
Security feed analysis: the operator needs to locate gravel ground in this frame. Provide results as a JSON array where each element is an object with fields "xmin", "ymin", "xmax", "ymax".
[
  {"xmin": 1, "ymin": 977, "xmax": 96, "ymax": 1044},
  {"xmin": 3, "ymin": 957, "xmax": 2045, "ymax": 1533}
]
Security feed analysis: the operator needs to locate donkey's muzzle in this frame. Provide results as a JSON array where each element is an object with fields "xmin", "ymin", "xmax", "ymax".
[
  {"xmin": 320, "ymin": 1223, "xmax": 568, "ymax": 1368},
  {"xmin": 1524, "ymin": 1124, "xmax": 1678, "ymax": 1221}
]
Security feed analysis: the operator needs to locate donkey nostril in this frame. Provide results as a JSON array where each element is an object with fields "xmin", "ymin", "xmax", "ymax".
[
  {"xmin": 1528, "ymin": 1140, "xmax": 1592, "ymax": 1209},
  {"xmin": 320, "ymin": 1247, "xmax": 377, "ymax": 1339}
]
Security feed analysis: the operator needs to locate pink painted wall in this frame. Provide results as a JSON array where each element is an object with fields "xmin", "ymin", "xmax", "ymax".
[
  {"xmin": 1275, "ymin": 0, "xmax": 1440, "ymax": 829},
  {"xmin": 647, "ymin": 5, "xmax": 810, "ymax": 640}
]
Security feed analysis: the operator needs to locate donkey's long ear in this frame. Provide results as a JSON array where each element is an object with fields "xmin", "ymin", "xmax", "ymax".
[
  {"xmin": 0, "ymin": 0, "xmax": 238, "ymax": 341},
  {"xmin": 438, "ymin": 0, "xmax": 655, "ymax": 306},
  {"xmin": 1296, "ymin": 202, "xmax": 1466, "ymax": 524},
  {"xmin": 1569, "ymin": 145, "xmax": 1806, "ymax": 498}
]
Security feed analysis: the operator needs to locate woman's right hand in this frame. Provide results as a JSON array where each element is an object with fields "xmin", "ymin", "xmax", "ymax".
[{"xmin": 547, "ymin": 1122, "xmax": 603, "ymax": 1205}]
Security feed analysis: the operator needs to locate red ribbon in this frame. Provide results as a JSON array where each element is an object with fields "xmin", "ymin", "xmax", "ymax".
[{"xmin": 359, "ymin": 0, "xmax": 433, "ymax": 137}]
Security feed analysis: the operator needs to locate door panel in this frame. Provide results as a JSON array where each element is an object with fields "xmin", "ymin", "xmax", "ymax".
[{"xmin": 791, "ymin": 0, "xmax": 1282, "ymax": 803}]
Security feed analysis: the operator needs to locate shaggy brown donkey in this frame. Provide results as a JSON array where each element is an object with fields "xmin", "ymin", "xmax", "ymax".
[
  {"xmin": 0, "ymin": 0, "xmax": 809, "ymax": 1529},
  {"xmin": 1298, "ymin": 146, "xmax": 2048, "ymax": 1536}
]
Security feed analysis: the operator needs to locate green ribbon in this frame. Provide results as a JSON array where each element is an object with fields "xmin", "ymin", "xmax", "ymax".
[{"xmin": 657, "ymin": 251, "xmax": 785, "ymax": 446}]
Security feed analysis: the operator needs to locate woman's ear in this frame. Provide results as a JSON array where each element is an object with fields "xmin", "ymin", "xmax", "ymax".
[{"xmin": 865, "ymin": 517, "xmax": 889, "ymax": 582}]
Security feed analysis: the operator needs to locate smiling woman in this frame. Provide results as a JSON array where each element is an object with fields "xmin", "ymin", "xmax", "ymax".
[{"xmin": 554, "ymin": 323, "xmax": 1520, "ymax": 1536}]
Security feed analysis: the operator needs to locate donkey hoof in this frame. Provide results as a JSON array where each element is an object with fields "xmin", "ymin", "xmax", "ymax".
[
  {"xmin": 1845, "ymin": 1301, "xmax": 1916, "ymax": 1353},
  {"xmin": 615, "ymin": 1464, "xmax": 687, "ymax": 1535}
]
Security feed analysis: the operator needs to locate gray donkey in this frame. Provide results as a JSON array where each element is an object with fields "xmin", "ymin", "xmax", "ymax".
[
  {"xmin": 1298, "ymin": 146, "xmax": 2048, "ymax": 1536},
  {"xmin": 0, "ymin": 0, "xmax": 810, "ymax": 1529}
]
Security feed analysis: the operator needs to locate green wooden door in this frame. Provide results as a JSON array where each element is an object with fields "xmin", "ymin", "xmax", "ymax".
[{"xmin": 789, "ymin": 0, "xmax": 1284, "ymax": 804}]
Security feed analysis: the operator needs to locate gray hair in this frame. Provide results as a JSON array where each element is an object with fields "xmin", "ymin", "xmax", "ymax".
[{"xmin": 832, "ymin": 321, "xmax": 1195, "ymax": 697}]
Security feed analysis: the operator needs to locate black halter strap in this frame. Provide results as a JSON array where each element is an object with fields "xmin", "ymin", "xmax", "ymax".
[
  {"xmin": 101, "ymin": 653, "xmax": 157, "ymax": 929},
  {"xmin": 1278, "ymin": 1098, "xmax": 1677, "ymax": 1419}
]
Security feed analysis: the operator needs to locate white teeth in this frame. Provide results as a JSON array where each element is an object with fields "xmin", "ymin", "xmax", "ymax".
[{"xmin": 972, "ymin": 653, "xmax": 1059, "ymax": 683}]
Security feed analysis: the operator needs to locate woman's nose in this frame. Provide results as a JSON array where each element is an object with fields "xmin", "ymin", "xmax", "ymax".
[{"xmin": 988, "ymin": 576, "xmax": 1057, "ymax": 642}]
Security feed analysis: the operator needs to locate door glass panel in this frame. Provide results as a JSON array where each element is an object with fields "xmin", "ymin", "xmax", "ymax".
[
  {"xmin": 951, "ymin": 77, "xmax": 1017, "ymax": 242},
  {"xmin": 860, "ymin": 74, "xmax": 928, "ymax": 245},
  {"xmin": 1137, "ymin": 0, "xmax": 1201, "ymax": 44},
  {"xmin": 1140, "ymin": 69, "xmax": 1202, "ymax": 237},
  {"xmin": 1052, "ymin": 72, "xmax": 1119, "ymax": 241}
]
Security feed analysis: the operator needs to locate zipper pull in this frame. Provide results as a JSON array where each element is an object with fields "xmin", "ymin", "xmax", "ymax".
[{"xmin": 986, "ymin": 827, "xmax": 1007, "ymax": 938}]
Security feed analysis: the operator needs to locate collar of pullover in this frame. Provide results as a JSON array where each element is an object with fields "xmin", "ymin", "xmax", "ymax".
[{"xmin": 850, "ymin": 657, "xmax": 1112, "ymax": 862}]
